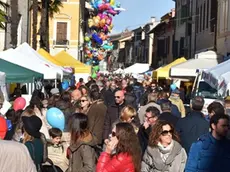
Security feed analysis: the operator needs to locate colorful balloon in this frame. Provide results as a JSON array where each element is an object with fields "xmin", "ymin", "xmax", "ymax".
[
  {"xmin": 170, "ymin": 84, "xmax": 177, "ymax": 91},
  {"xmin": 13, "ymin": 97, "xmax": 26, "ymax": 111},
  {"xmin": 46, "ymin": 108, "xmax": 65, "ymax": 131},
  {"xmin": 62, "ymin": 81, "xmax": 69, "ymax": 90},
  {"xmin": 92, "ymin": 73, "xmax": 97, "ymax": 79}
]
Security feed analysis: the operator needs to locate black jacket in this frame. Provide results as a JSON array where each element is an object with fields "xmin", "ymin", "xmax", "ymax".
[
  {"xmin": 138, "ymin": 125, "xmax": 152, "ymax": 156},
  {"xmin": 101, "ymin": 88, "xmax": 115, "ymax": 107},
  {"xmin": 125, "ymin": 92, "xmax": 137, "ymax": 110},
  {"xmin": 176, "ymin": 111, "xmax": 209, "ymax": 153},
  {"xmin": 103, "ymin": 102, "xmax": 127, "ymax": 139},
  {"xmin": 159, "ymin": 112, "xmax": 179, "ymax": 127}
]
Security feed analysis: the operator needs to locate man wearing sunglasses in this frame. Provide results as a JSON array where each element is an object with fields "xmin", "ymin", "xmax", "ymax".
[
  {"xmin": 138, "ymin": 106, "xmax": 160, "ymax": 155},
  {"xmin": 103, "ymin": 90, "xmax": 126, "ymax": 140}
]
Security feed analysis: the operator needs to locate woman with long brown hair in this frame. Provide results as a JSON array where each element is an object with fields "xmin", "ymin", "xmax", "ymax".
[
  {"xmin": 67, "ymin": 113, "xmax": 98, "ymax": 172},
  {"xmin": 141, "ymin": 120, "xmax": 187, "ymax": 172},
  {"xmin": 97, "ymin": 123, "xmax": 142, "ymax": 172}
]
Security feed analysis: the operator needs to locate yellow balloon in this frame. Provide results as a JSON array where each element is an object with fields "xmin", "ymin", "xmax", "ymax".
[
  {"xmin": 110, "ymin": 0, "xmax": 115, "ymax": 6},
  {"xmin": 88, "ymin": 19, "xmax": 94, "ymax": 28}
]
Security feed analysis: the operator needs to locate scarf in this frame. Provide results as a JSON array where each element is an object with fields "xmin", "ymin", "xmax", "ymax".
[
  {"xmin": 148, "ymin": 140, "xmax": 182, "ymax": 171},
  {"xmin": 157, "ymin": 141, "xmax": 174, "ymax": 162}
]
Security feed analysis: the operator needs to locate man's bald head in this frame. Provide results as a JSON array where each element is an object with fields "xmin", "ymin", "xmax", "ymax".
[
  {"xmin": 115, "ymin": 90, "xmax": 125, "ymax": 105},
  {"xmin": 71, "ymin": 89, "xmax": 82, "ymax": 101}
]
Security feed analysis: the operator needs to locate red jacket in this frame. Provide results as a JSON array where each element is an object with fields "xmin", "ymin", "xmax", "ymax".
[{"xmin": 96, "ymin": 152, "xmax": 135, "ymax": 172}]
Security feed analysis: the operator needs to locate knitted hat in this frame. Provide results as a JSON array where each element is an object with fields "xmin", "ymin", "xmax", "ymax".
[
  {"xmin": 22, "ymin": 115, "xmax": 42, "ymax": 138},
  {"xmin": 0, "ymin": 116, "xmax": 7, "ymax": 139}
]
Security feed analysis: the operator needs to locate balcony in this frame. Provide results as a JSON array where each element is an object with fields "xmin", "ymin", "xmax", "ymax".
[{"xmin": 53, "ymin": 40, "xmax": 69, "ymax": 48}]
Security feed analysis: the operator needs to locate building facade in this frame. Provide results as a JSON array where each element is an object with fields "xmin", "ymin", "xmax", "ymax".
[
  {"xmin": 48, "ymin": 0, "xmax": 87, "ymax": 59},
  {"xmin": 151, "ymin": 9, "xmax": 177, "ymax": 67},
  {"xmin": 216, "ymin": 0, "xmax": 230, "ymax": 57},
  {"xmin": 5, "ymin": 0, "xmax": 30, "ymax": 49}
]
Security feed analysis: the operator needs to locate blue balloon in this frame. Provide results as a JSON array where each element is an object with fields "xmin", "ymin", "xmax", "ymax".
[
  {"xmin": 62, "ymin": 81, "xmax": 69, "ymax": 90},
  {"xmin": 6, "ymin": 120, "xmax": 12, "ymax": 131},
  {"xmin": 92, "ymin": 33, "xmax": 103, "ymax": 45},
  {"xmin": 46, "ymin": 108, "xmax": 65, "ymax": 131},
  {"xmin": 170, "ymin": 84, "xmax": 177, "ymax": 91}
]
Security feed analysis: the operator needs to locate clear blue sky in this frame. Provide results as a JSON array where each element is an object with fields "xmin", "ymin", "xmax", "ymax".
[{"xmin": 112, "ymin": 0, "xmax": 175, "ymax": 33}]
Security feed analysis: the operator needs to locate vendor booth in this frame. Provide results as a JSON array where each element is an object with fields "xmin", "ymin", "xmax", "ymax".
[
  {"xmin": 16, "ymin": 43, "xmax": 70, "ymax": 78},
  {"xmin": 0, "ymin": 58, "xmax": 43, "ymax": 83},
  {"xmin": 0, "ymin": 49, "xmax": 59, "ymax": 80},
  {"xmin": 53, "ymin": 51, "xmax": 91, "ymax": 82},
  {"xmin": 153, "ymin": 57, "xmax": 186, "ymax": 80},
  {"xmin": 38, "ymin": 48, "xmax": 63, "ymax": 66},
  {"xmin": 170, "ymin": 58, "xmax": 219, "ymax": 78},
  {"xmin": 124, "ymin": 63, "xmax": 149, "ymax": 74}
]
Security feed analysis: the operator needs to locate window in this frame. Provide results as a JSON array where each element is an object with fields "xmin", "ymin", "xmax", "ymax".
[
  {"xmin": 203, "ymin": 2, "xmax": 206, "ymax": 30},
  {"xmin": 206, "ymin": 0, "xmax": 209, "ymax": 29},
  {"xmin": 56, "ymin": 22, "xmax": 67, "ymax": 45},
  {"xmin": 200, "ymin": 5, "xmax": 202, "ymax": 32}
]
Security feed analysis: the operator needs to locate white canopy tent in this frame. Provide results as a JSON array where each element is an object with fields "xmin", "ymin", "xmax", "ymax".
[
  {"xmin": 113, "ymin": 68, "xmax": 124, "ymax": 74},
  {"xmin": 124, "ymin": 63, "xmax": 149, "ymax": 74},
  {"xmin": 15, "ymin": 43, "xmax": 70, "ymax": 78},
  {"xmin": 218, "ymin": 71, "xmax": 230, "ymax": 96},
  {"xmin": 170, "ymin": 58, "xmax": 219, "ymax": 77},
  {"xmin": 0, "ymin": 49, "xmax": 60, "ymax": 80},
  {"xmin": 203, "ymin": 59, "xmax": 230, "ymax": 90}
]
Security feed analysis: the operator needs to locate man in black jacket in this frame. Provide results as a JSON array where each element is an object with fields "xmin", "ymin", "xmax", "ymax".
[
  {"xmin": 159, "ymin": 99, "xmax": 179, "ymax": 127},
  {"xmin": 103, "ymin": 90, "xmax": 126, "ymax": 140},
  {"xmin": 138, "ymin": 106, "xmax": 160, "ymax": 155},
  {"xmin": 176, "ymin": 96, "xmax": 209, "ymax": 153}
]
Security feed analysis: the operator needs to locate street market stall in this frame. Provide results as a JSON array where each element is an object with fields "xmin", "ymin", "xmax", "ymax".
[
  {"xmin": 170, "ymin": 58, "xmax": 219, "ymax": 78},
  {"xmin": 153, "ymin": 57, "xmax": 186, "ymax": 80},
  {"xmin": 16, "ymin": 43, "xmax": 70, "ymax": 78},
  {"xmin": 124, "ymin": 63, "xmax": 149, "ymax": 74},
  {"xmin": 0, "ymin": 49, "xmax": 59, "ymax": 80}
]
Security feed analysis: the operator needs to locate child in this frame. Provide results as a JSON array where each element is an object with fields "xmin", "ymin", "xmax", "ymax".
[{"xmin": 47, "ymin": 128, "xmax": 69, "ymax": 172}]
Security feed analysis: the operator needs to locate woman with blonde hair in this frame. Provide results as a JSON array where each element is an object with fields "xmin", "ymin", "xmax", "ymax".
[
  {"xmin": 112, "ymin": 105, "xmax": 139, "ymax": 133},
  {"xmin": 80, "ymin": 95, "xmax": 91, "ymax": 114},
  {"xmin": 141, "ymin": 120, "xmax": 187, "ymax": 172}
]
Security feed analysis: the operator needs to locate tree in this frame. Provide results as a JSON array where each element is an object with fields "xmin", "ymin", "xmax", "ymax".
[
  {"xmin": 32, "ymin": 0, "xmax": 38, "ymax": 50},
  {"xmin": 39, "ymin": 0, "xmax": 63, "ymax": 52},
  {"xmin": 0, "ymin": 1, "xmax": 8, "ymax": 29}
]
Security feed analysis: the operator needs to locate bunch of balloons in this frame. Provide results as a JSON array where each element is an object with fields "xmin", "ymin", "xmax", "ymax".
[{"xmin": 84, "ymin": 0, "xmax": 124, "ymax": 69}]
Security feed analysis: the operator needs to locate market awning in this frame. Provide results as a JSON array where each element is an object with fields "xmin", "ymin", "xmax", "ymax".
[
  {"xmin": 38, "ymin": 48, "xmax": 63, "ymax": 66},
  {"xmin": 54, "ymin": 51, "xmax": 91, "ymax": 74},
  {"xmin": 153, "ymin": 57, "xmax": 187, "ymax": 79},
  {"xmin": 170, "ymin": 58, "xmax": 219, "ymax": 77},
  {"xmin": 124, "ymin": 63, "xmax": 149, "ymax": 74},
  {"xmin": 0, "ymin": 59, "xmax": 43, "ymax": 83}
]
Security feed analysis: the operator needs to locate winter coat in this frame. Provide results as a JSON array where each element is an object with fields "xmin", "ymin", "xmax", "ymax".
[
  {"xmin": 0, "ymin": 140, "xmax": 37, "ymax": 172},
  {"xmin": 103, "ymin": 102, "xmax": 126, "ymax": 140},
  {"xmin": 87, "ymin": 100, "xmax": 107, "ymax": 145},
  {"xmin": 185, "ymin": 133, "xmax": 230, "ymax": 172},
  {"xmin": 138, "ymin": 125, "xmax": 152, "ymax": 155},
  {"xmin": 47, "ymin": 141, "xmax": 69, "ymax": 172},
  {"xmin": 125, "ymin": 92, "xmax": 137, "ymax": 110},
  {"xmin": 176, "ymin": 111, "xmax": 209, "ymax": 153},
  {"xmin": 133, "ymin": 84, "xmax": 144, "ymax": 106},
  {"xmin": 159, "ymin": 112, "xmax": 179, "ymax": 127},
  {"xmin": 25, "ymin": 138, "xmax": 44, "ymax": 170},
  {"xmin": 102, "ymin": 88, "xmax": 115, "ymax": 107},
  {"xmin": 138, "ymin": 102, "xmax": 162, "ymax": 124},
  {"xmin": 141, "ymin": 141, "xmax": 187, "ymax": 172},
  {"xmin": 68, "ymin": 133, "xmax": 98, "ymax": 172},
  {"xmin": 169, "ymin": 96, "xmax": 185, "ymax": 118},
  {"xmin": 96, "ymin": 152, "xmax": 135, "ymax": 172}
]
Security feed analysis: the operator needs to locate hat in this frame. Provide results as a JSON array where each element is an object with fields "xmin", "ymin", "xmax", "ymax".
[
  {"xmin": 50, "ymin": 88, "xmax": 59, "ymax": 95},
  {"xmin": 0, "ymin": 116, "xmax": 7, "ymax": 139},
  {"xmin": 172, "ymin": 89, "xmax": 180, "ymax": 94},
  {"xmin": 22, "ymin": 115, "xmax": 42, "ymax": 138}
]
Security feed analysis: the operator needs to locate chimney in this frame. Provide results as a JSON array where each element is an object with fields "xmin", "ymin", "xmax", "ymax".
[{"xmin": 150, "ymin": 16, "xmax": 156, "ymax": 23}]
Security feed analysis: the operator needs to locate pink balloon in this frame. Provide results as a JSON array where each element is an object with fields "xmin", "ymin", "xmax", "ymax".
[{"xmin": 13, "ymin": 97, "xmax": 26, "ymax": 111}]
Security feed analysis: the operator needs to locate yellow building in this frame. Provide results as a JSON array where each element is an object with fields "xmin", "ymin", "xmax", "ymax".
[
  {"xmin": 31, "ymin": 0, "xmax": 87, "ymax": 60},
  {"xmin": 49, "ymin": 0, "xmax": 85, "ymax": 59}
]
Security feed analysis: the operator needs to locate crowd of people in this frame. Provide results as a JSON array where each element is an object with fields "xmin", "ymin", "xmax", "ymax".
[{"xmin": 0, "ymin": 74, "xmax": 230, "ymax": 172}]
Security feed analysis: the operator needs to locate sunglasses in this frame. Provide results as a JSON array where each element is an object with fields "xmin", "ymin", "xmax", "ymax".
[
  {"xmin": 111, "ymin": 131, "xmax": 116, "ymax": 137},
  {"xmin": 161, "ymin": 130, "xmax": 173, "ymax": 136},
  {"xmin": 80, "ymin": 99, "xmax": 87, "ymax": 102},
  {"xmin": 115, "ymin": 96, "xmax": 120, "ymax": 99}
]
